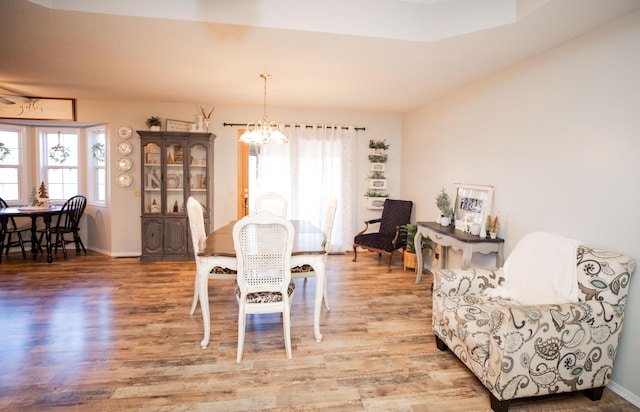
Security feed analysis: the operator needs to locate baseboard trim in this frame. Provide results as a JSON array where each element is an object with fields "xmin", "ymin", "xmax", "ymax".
[{"xmin": 608, "ymin": 381, "xmax": 640, "ymax": 408}]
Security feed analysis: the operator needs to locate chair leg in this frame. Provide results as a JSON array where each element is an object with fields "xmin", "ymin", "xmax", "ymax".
[
  {"xmin": 17, "ymin": 232, "xmax": 27, "ymax": 260},
  {"xmin": 386, "ymin": 252, "xmax": 393, "ymax": 272},
  {"xmin": 584, "ymin": 386, "xmax": 605, "ymax": 401},
  {"xmin": 435, "ymin": 334, "xmax": 448, "ymax": 351},
  {"xmin": 237, "ymin": 304, "xmax": 246, "ymax": 363},
  {"xmin": 35, "ymin": 232, "xmax": 44, "ymax": 260},
  {"xmin": 283, "ymin": 300, "xmax": 292, "ymax": 360},
  {"xmin": 352, "ymin": 245, "xmax": 358, "ymax": 262},
  {"xmin": 190, "ymin": 273, "xmax": 199, "ymax": 315},
  {"xmin": 323, "ymin": 275, "xmax": 330, "ymax": 311},
  {"xmin": 5, "ymin": 233, "xmax": 27, "ymax": 260},
  {"xmin": 489, "ymin": 393, "xmax": 510, "ymax": 412},
  {"xmin": 58, "ymin": 233, "xmax": 68, "ymax": 259},
  {"xmin": 73, "ymin": 231, "xmax": 87, "ymax": 254}
]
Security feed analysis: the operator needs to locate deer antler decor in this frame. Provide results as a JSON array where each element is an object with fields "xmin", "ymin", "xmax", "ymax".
[{"xmin": 200, "ymin": 105, "xmax": 215, "ymax": 121}]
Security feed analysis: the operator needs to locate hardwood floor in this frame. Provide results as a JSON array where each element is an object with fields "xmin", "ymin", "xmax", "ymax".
[{"xmin": 0, "ymin": 251, "xmax": 637, "ymax": 411}]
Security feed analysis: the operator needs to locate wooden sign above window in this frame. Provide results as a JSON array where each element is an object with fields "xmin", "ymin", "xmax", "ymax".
[{"xmin": 0, "ymin": 97, "xmax": 76, "ymax": 121}]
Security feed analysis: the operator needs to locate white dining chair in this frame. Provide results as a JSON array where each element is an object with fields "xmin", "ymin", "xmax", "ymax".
[
  {"xmin": 233, "ymin": 211, "xmax": 295, "ymax": 362},
  {"xmin": 254, "ymin": 192, "xmax": 288, "ymax": 217},
  {"xmin": 291, "ymin": 198, "xmax": 337, "ymax": 310},
  {"xmin": 186, "ymin": 197, "xmax": 236, "ymax": 315}
]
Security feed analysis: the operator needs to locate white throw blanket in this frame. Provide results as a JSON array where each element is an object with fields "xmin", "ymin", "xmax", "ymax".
[{"xmin": 484, "ymin": 232, "xmax": 581, "ymax": 305}]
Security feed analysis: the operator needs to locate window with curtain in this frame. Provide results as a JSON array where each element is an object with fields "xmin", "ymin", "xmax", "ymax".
[{"xmin": 254, "ymin": 125, "xmax": 355, "ymax": 253}]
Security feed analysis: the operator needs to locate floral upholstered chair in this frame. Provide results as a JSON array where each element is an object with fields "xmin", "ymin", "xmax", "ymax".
[{"xmin": 431, "ymin": 232, "xmax": 635, "ymax": 412}]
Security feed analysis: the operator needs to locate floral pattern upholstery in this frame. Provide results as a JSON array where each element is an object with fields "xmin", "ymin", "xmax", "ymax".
[
  {"xmin": 235, "ymin": 280, "xmax": 295, "ymax": 304},
  {"xmin": 432, "ymin": 245, "xmax": 635, "ymax": 410}
]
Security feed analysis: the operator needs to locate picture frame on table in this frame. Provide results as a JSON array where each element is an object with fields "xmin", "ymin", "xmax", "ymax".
[
  {"xmin": 453, "ymin": 183, "xmax": 494, "ymax": 232},
  {"xmin": 166, "ymin": 119, "xmax": 195, "ymax": 132}
]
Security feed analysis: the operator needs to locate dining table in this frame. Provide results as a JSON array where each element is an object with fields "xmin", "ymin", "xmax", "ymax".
[
  {"xmin": 0, "ymin": 205, "xmax": 64, "ymax": 263},
  {"xmin": 196, "ymin": 219, "xmax": 327, "ymax": 349}
]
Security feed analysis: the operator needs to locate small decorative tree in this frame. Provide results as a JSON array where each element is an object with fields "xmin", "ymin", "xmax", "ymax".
[
  {"xmin": 38, "ymin": 181, "xmax": 49, "ymax": 199},
  {"xmin": 29, "ymin": 186, "xmax": 39, "ymax": 206},
  {"xmin": 436, "ymin": 187, "xmax": 452, "ymax": 218}
]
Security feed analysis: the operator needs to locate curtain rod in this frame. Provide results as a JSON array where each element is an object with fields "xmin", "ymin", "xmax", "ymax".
[{"xmin": 223, "ymin": 122, "xmax": 365, "ymax": 131}]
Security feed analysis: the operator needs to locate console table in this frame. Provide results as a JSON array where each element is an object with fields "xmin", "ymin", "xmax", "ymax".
[{"xmin": 414, "ymin": 221, "xmax": 504, "ymax": 283}]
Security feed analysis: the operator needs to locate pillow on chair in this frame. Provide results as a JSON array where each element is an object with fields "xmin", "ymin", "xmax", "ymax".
[{"xmin": 503, "ymin": 231, "xmax": 581, "ymax": 305}]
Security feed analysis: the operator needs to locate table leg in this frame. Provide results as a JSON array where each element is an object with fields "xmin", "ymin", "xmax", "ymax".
[
  {"xmin": 0, "ymin": 218, "xmax": 7, "ymax": 263},
  {"xmin": 462, "ymin": 245, "xmax": 473, "ymax": 269},
  {"xmin": 497, "ymin": 244, "xmax": 504, "ymax": 267},
  {"xmin": 43, "ymin": 215, "xmax": 54, "ymax": 263},
  {"xmin": 442, "ymin": 246, "xmax": 449, "ymax": 269},
  {"xmin": 30, "ymin": 216, "xmax": 38, "ymax": 259},
  {"xmin": 199, "ymin": 265, "xmax": 211, "ymax": 349},
  {"xmin": 415, "ymin": 232, "xmax": 424, "ymax": 283}
]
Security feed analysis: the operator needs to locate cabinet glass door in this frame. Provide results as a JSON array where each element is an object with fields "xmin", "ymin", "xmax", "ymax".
[
  {"xmin": 143, "ymin": 142, "xmax": 162, "ymax": 214},
  {"xmin": 189, "ymin": 143, "xmax": 208, "ymax": 214},
  {"xmin": 166, "ymin": 143, "xmax": 185, "ymax": 214}
]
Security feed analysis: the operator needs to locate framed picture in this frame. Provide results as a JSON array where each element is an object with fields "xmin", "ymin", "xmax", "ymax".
[
  {"xmin": 453, "ymin": 183, "xmax": 494, "ymax": 232},
  {"xmin": 0, "ymin": 97, "xmax": 76, "ymax": 121},
  {"xmin": 166, "ymin": 119, "xmax": 194, "ymax": 132}
]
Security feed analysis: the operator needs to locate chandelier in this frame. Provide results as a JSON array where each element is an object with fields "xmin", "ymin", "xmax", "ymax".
[{"xmin": 240, "ymin": 73, "xmax": 288, "ymax": 144}]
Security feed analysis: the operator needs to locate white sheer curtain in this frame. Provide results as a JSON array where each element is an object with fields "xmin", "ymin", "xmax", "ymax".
[{"xmin": 255, "ymin": 124, "xmax": 355, "ymax": 253}]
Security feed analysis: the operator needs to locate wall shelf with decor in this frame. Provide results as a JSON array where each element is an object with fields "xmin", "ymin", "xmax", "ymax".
[
  {"xmin": 138, "ymin": 130, "xmax": 215, "ymax": 262},
  {"xmin": 365, "ymin": 139, "xmax": 389, "ymax": 209}
]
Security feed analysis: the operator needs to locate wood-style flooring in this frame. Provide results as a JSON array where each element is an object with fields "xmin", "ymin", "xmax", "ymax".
[{"xmin": 0, "ymin": 250, "xmax": 638, "ymax": 411}]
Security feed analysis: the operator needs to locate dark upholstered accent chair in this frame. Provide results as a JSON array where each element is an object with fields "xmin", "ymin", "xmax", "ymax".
[{"xmin": 352, "ymin": 199, "xmax": 412, "ymax": 271}]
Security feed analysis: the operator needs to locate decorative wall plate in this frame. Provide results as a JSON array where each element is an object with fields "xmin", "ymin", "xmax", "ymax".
[
  {"xmin": 116, "ymin": 141, "xmax": 132, "ymax": 155},
  {"xmin": 116, "ymin": 172, "xmax": 133, "ymax": 187},
  {"xmin": 116, "ymin": 157, "xmax": 132, "ymax": 171},
  {"xmin": 116, "ymin": 125, "xmax": 133, "ymax": 139}
]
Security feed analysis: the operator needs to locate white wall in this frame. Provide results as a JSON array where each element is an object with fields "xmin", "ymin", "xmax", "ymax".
[
  {"xmin": 401, "ymin": 10, "xmax": 640, "ymax": 403},
  {"xmin": 77, "ymin": 101, "xmax": 402, "ymax": 255}
]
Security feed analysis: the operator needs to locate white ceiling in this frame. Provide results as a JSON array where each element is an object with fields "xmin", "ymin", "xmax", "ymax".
[{"xmin": 1, "ymin": 0, "xmax": 639, "ymax": 113}]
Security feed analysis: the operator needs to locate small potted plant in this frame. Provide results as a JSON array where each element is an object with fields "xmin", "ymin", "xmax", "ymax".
[
  {"xmin": 400, "ymin": 223, "xmax": 433, "ymax": 272},
  {"xmin": 436, "ymin": 187, "xmax": 453, "ymax": 226},
  {"xmin": 368, "ymin": 154, "xmax": 388, "ymax": 163},
  {"xmin": 364, "ymin": 190, "xmax": 389, "ymax": 209},
  {"xmin": 368, "ymin": 139, "xmax": 390, "ymax": 154},
  {"xmin": 146, "ymin": 116, "xmax": 162, "ymax": 131}
]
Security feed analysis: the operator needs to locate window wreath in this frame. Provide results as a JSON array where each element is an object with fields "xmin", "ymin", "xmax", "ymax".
[
  {"xmin": 49, "ymin": 131, "xmax": 70, "ymax": 164},
  {"xmin": 92, "ymin": 142, "xmax": 105, "ymax": 162},
  {"xmin": 0, "ymin": 142, "xmax": 10, "ymax": 161},
  {"xmin": 49, "ymin": 144, "xmax": 70, "ymax": 163}
]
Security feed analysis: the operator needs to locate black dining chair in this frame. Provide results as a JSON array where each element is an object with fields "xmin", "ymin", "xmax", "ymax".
[
  {"xmin": 37, "ymin": 195, "xmax": 87, "ymax": 259},
  {"xmin": 0, "ymin": 197, "xmax": 30, "ymax": 260}
]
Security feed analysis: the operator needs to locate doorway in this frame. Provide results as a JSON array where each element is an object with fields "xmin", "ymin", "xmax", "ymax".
[{"xmin": 237, "ymin": 130, "xmax": 249, "ymax": 218}]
